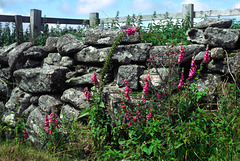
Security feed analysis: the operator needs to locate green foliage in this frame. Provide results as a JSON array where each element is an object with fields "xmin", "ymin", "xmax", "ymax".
[{"xmin": 140, "ymin": 12, "xmax": 192, "ymax": 46}]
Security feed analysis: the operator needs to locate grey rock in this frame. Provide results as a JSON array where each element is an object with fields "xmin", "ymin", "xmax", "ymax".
[
  {"xmin": 66, "ymin": 72, "xmax": 100, "ymax": 86},
  {"xmin": 76, "ymin": 43, "xmax": 151, "ymax": 64},
  {"xmin": 23, "ymin": 59, "xmax": 42, "ymax": 68},
  {"xmin": 26, "ymin": 108, "xmax": 45, "ymax": 146},
  {"xmin": 23, "ymin": 46, "xmax": 48, "ymax": 59},
  {"xmin": 0, "ymin": 42, "xmax": 18, "ymax": 66},
  {"xmin": 0, "ymin": 79, "xmax": 12, "ymax": 100},
  {"xmin": 8, "ymin": 42, "xmax": 33, "ymax": 71},
  {"xmin": 45, "ymin": 37, "xmax": 58, "ymax": 52},
  {"xmin": 43, "ymin": 53, "xmax": 62, "ymax": 66},
  {"xmin": 140, "ymin": 68, "xmax": 169, "ymax": 89},
  {"xmin": 2, "ymin": 113, "xmax": 16, "ymax": 125},
  {"xmin": 186, "ymin": 28, "xmax": 204, "ymax": 44},
  {"xmin": 5, "ymin": 87, "xmax": 32, "ymax": 113},
  {"xmin": 60, "ymin": 56, "xmax": 74, "ymax": 67},
  {"xmin": 196, "ymin": 73, "xmax": 221, "ymax": 92},
  {"xmin": 75, "ymin": 46, "xmax": 110, "ymax": 63},
  {"xmin": 196, "ymin": 18, "xmax": 232, "ymax": 29},
  {"xmin": 30, "ymin": 96, "xmax": 39, "ymax": 105},
  {"xmin": 56, "ymin": 34, "xmax": 86, "ymax": 55},
  {"xmin": 61, "ymin": 87, "xmax": 90, "ymax": 109},
  {"xmin": 117, "ymin": 65, "xmax": 145, "ymax": 90},
  {"xmin": 207, "ymin": 60, "xmax": 228, "ymax": 73},
  {"xmin": 113, "ymin": 43, "xmax": 151, "ymax": 64},
  {"xmin": 60, "ymin": 104, "xmax": 80, "ymax": 122},
  {"xmin": 207, "ymin": 54, "xmax": 239, "ymax": 74},
  {"xmin": 82, "ymin": 27, "xmax": 140, "ymax": 46},
  {"xmin": 0, "ymin": 67, "xmax": 11, "ymax": 80},
  {"xmin": 210, "ymin": 47, "xmax": 225, "ymax": 59},
  {"xmin": 195, "ymin": 51, "xmax": 206, "ymax": 63},
  {"xmin": 149, "ymin": 44, "xmax": 205, "ymax": 66},
  {"xmin": 38, "ymin": 95, "xmax": 63, "ymax": 114},
  {"xmin": 13, "ymin": 66, "xmax": 68, "ymax": 93},
  {"xmin": 203, "ymin": 27, "xmax": 240, "ymax": 49},
  {"xmin": 23, "ymin": 104, "xmax": 36, "ymax": 117}
]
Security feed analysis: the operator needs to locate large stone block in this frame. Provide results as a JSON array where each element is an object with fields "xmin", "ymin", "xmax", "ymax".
[
  {"xmin": 117, "ymin": 65, "xmax": 145, "ymax": 90},
  {"xmin": 13, "ymin": 66, "xmax": 68, "ymax": 93}
]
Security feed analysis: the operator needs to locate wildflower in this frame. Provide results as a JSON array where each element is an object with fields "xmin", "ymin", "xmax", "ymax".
[
  {"xmin": 167, "ymin": 108, "xmax": 173, "ymax": 114},
  {"xmin": 91, "ymin": 73, "xmax": 98, "ymax": 86},
  {"xmin": 128, "ymin": 121, "xmax": 132, "ymax": 127},
  {"xmin": 124, "ymin": 79, "xmax": 132, "ymax": 101},
  {"xmin": 126, "ymin": 28, "xmax": 136, "ymax": 36},
  {"xmin": 178, "ymin": 72, "xmax": 184, "ymax": 88},
  {"xmin": 178, "ymin": 44, "xmax": 185, "ymax": 63},
  {"xmin": 124, "ymin": 113, "xmax": 129, "ymax": 118},
  {"xmin": 141, "ymin": 94, "xmax": 145, "ymax": 102},
  {"xmin": 147, "ymin": 112, "xmax": 152, "ymax": 120},
  {"xmin": 143, "ymin": 141, "xmax": 146, "ymax": 143},
  {"xmin": 44, "ymin": 114, "xmax": 49, "ymax": 127},
  {"xmin": 84, "ymin": 88, "xmax": 91, "ymax": 100},
  {"xmin": 204, "ymin": 46, "xmax": 210, "ymax": 63},
  {"xmin": 137, "ymin": 110, "xmax": 141, "ymax": 118},
  {"xmin": 133, "ymin": 116, "xmax": 137, "ymax": 121},
  {"xmin": 122, "ymin": 105, "xmax": 126, "ymax": 111},
  {"xmin": 23, "ymin": 131, "xmax": 29, "ymax": 138},
  {"xmin": 189, "ymin": 57, "xmax": 197, "ymax": 79},
  {"xmin": 142, "ymin": 75, "xmax": 150, "ymax": 102}
]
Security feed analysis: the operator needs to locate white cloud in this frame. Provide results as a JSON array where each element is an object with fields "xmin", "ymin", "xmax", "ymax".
[
  {"xmin": 131, "ymin": 0, "xmax": 154, "ymax": 12},
  {"xmin": 234, "ymin": 2, "xmax": 240, "ymax": 8},
  {"xmin": 75, "ymin": 0, "xmax": 116, "ymax": 15},
  {"xmin": 0, "ymin": 8, "xmax": 15, "ymax": 15},
  {"xmin": 181, "ymin": 0, "xmax": 211, "ymax": 11}
]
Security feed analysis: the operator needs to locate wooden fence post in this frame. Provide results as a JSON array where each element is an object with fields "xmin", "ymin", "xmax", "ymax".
[
  {"xmin": 14, "ymin": 15, "xmax": 24, "ymax": 44},
  {"xmin": 182, "ymin": 4, "xmax": 194, "ymax": 27},
  {"xmin": 89, "ymin": 12, "xmax": 99, "ymax": 27},
  {"xmin": 30, "ymin": 9, "xmax": 42, "ymax": 42}
]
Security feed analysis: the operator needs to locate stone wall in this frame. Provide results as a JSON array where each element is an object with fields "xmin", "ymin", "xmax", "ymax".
[{"xmin": 0, "ymin": 18, "xmax": 239, "ymax": 144}]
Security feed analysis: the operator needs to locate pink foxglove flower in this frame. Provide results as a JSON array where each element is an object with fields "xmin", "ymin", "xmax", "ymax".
[
  {"xmin": 133, "ymin": 116, "xmax": 137, "ymax": 121},
  {"xmin": 204, "ymin": 46, "xmax": 210, "ymax": 63},
  {"xmin": 178, "ymin": 72, "xmax": 184, "ymax": 88},
  {"xmin": 189, "ymin": 57, "xmax": 197, "ymax": 79},
  {"xmin": 128, "ymin": 121, "xmax": 132, "ymax": 127},
  {"xmin": 167, "ymin": 108, "xmax": 173, "ymax": 114},
  {"xmin": 147, "ymin": 112, "xmax": 152, "ymax": 120},
  {"xmin": 91, "ymin": 73, "xmax": 99, "ymax": 86},
  {"xmin": 126, "ymin": 28, "xmax": 136, "ymax": 36},
  {"xmin": 137, "ymin": 110, "xmax": 141, "ymax": 118},
  {"xmin": 23, "ymin": 131, "xmax": 29, "ymax": 138},
  {"xmin": 124, "ymin": 79, "xmax": 132, "ymax": 101},
  {"xmin": 44, "ymin": 114, "xmax": 49, "ymax": 127},
  {"xmin": 84, "ymin": 89, "xmax": 91, "ymax": 100},
  {"xmin": 178, "ymin": 44, "xmax": 185, "ymax": 63}
]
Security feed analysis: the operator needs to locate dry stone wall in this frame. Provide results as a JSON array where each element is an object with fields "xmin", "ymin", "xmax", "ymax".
[{"xmin": 0, "ymin": 18, "xmax": 239, "ymax": 145}]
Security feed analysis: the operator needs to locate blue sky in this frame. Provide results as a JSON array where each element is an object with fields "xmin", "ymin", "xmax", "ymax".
[{"xmin": 0, "ymin": 0, "xmax": 240, "ymax": 20}]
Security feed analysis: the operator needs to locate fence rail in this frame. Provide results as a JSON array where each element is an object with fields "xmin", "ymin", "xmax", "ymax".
[{"xmin": 0, "ymin": 4, "xmax": 240, "ymax": 43}]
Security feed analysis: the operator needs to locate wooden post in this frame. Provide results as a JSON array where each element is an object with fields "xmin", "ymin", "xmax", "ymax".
[
  {"xmin": 14, "ymin": 15, "xmax": 24, "ymax": 44},
  {"xmin": 89, "ymin": 12, "xmax": 99, "ymax": 27},
  {"xmin": 30, "ymin": 9, "xmax": 42, "ymax": 42},
  {"xmin": 182, "ymin": 4, "xmax": 194, "ymax": 27}
]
